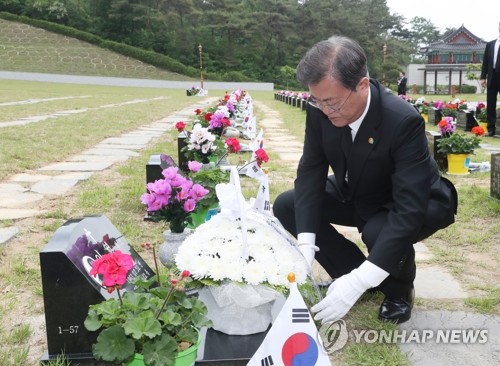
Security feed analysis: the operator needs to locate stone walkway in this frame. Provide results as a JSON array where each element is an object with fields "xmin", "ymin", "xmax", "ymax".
[{"xmin": 1, "ymin": 98, "xmax": 498, "ymax": 365}]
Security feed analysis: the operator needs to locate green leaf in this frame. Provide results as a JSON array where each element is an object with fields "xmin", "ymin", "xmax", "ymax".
[
  {"xmin": 93, "ymin": 325, "xmax": 135, "ymax": 362},
  {"xmin": 84, "ymin": 307, "xmax": 103, "ymax": 331},
  {"xmin": 158, "ymin": 309, "xmax": 182, "ymax": 326},
  {"xmin": 142, "ymin": 333, "xmax": 178, "ymax": 366},
  {"xmin": 124, "ymin": 317, "xmax": 162, "ymax": 340},
  {"xmin": 123, "ymin": 291, "xmax": 154, "ymax": 310}
]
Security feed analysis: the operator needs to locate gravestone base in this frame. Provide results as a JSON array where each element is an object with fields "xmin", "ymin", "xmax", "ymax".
[{"xmin": 195, "ymin": 328, "xmax": 268, "ymax": 365}]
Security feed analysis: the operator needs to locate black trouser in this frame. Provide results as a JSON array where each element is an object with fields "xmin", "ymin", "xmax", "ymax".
[
  {"xmin": 273, "ymin": 180, "xmax": 438, "ymax": 299},
  {"xmin": 486, "ymin": 72, "xmax": 500, "ymax": 130}
]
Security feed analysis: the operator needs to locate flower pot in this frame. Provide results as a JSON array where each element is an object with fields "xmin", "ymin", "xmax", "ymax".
[
  {"xmin": 447, "ymin": 153, "xmax": 470, "ymax": 175},
  {"xmin": 188, "ymin": 204, "xmax": 219, "ymax": 229},
  {"xmin": 159, "ymin": 229, "xmax": 193, "ymax": 267},
  {"xmin": 124, "ymin": 332, "xmax": 201, "ymax": 366}
]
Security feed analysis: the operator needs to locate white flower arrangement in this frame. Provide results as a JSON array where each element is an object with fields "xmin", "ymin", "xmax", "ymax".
[
  {"xmin": 187, "ymin": 123, "xmax": 217, "ymax": 155},
  {"xmin": 175, "ymin": 213, "xmax": 308, "ymax": 290}
]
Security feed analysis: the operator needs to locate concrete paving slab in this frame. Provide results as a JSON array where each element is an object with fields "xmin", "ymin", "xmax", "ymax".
[
  {"xmin": 414, "ymin": 242, "xmax": 433, "ymax": 261},
  {"xmin": 0, "ymin": 192, "xmax": 44, "ymax": 208},
  {"xmin": 38, "ymin": 161, "xmax": 114, "ymax": 171},
  {"xmin": 271, "ymin": 147, "xmax": 304, "ymax": 154},
  {"xmin": 399, "ymin": 310, "xmax": 500, "ymax": 365},
  {"xmin": 278, "ymin": 152, "xmax": 303, "ymax": 161},
  {"xmin": 30, "ymin": 179, "xmax": 80, "ymax": 195},
  {"xmin": 0, "ymin": 183, "xmax": 28, "ymax": 193},
  {"xmin": 9, "ymin": 173, "xmax": 53, "ymax": 183},
  {"xmin": 68, "ymin": 154, "xmax": 130, "ymax": 163},
  {"xmin": 415, "ymin": 265, "xmax": 468, "ymax": 299},
  {"xmin": 266, "ymin": 141, "xmax": 303, "ymax": 149},
  {"xmin": 0, "ymin": 227, "xmax": 19, "ymax": 245},
  {"xmin": 80, "ymin": 148, "xmax": 139, "ymax": 157},
  {"xmin": 95, "ymin": 143, "xmax": 147, "ymax": 150},
  {"xmin": 101, "ymin": 136, "xmax": 153, "ymax": 145},
  {"xmin": 0, "ymin": 208, "xmax": 46, "ymax": 220},
  {"xmin": 54, "ymin": 172, "xmax": 95, "ymax": 181}
]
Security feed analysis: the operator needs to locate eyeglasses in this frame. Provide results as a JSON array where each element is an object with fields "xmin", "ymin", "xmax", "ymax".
[{"xmin": 308, "ymin": 89, "xmax": 354, "ymax": 113}]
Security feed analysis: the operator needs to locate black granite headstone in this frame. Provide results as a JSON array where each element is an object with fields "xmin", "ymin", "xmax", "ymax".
[
  {"xmin": 426, "ymin": 130, "xmax": 447, "ymax": 171},
  {"xmin": 456, "ymin": 111, "xmax": 479, "ymax": 131},
  {"xmin": 146, "ymin": 154, "xmax": 176, "ymax": 185},
  {"xmin": 40, "ymin": 215, "xmax": 155, "ymax": 364},
  {"xmin": 428, "ymin": 107, "xmax": 442, "ymax": 125},
  {"xmin": 491, "ymin": 153, "xmax": 500, "ymax": 200},
  {"xmin": 178, "ymin": 132, "xmax": 190, "ymax": 172}
]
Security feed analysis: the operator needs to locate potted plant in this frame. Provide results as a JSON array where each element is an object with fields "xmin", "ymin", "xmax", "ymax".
[
  {"xmin": 84, "ymin": 248, "xmax": 212, "ymax": 366},
  {"xmin": 437, "ymin": 118, "xmax": 484, "ymax": 175}
]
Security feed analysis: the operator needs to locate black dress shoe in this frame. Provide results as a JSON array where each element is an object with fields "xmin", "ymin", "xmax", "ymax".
[
  {"xmin": 378, "ymin": 288, "xmax": 414, "ymax": 324},
  {"xmin": 487, "ymin": 129, "xmax": 496, "ymax": 137}
]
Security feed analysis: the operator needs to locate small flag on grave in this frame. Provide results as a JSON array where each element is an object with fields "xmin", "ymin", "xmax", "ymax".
[{"xmin": 247, "ymin": 277, "xmax": 331, "ymax": 366}]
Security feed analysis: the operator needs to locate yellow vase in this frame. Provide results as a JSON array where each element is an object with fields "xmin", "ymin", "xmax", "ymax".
[
  {"xmin": 422, "ymin": 113, "xmax": 428, "ymax": 123},
  {"xmin": 447, "ymin": 154, "xmax": 470, "ymax": 175},
  {"xmin": 479, "ymin": 122, "xmax": 488, "ymax": 131}
]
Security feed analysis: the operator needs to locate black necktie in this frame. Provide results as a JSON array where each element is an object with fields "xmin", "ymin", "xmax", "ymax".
[
  {"xmin": 341, "ymin": 127, "xmax": 352, "ymax": 183},
  {"xmin": 495, "ymin": 40, "xmax": 500, "ymax": 72}
]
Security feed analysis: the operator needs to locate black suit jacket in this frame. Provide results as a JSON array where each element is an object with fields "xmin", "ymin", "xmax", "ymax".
[
  {"xmin": 294, "ymin": 79, "xmax": 456, "ymax": 275},
  {"xmin": 481, "ymin": 39, "xmax": 497, "ymax": 88}
]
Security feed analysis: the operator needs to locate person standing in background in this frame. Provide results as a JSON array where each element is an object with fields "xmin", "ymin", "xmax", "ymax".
[
  {"xmin": 480, "ymin": 22, "xmax": 500, "ymax": 137},
  {"xmin": 397, "ymin": 71, "xmax": 407, "ymax": 96}
]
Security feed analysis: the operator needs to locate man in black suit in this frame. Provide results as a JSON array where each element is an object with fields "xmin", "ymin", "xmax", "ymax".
[
  {"xmin": 397, "ymin": 71, "xmax": 407, "ymax": 96},
  {"xmin": 273, "ymin": 36, "xmax": 457, "ymax": 325},
  {"xmin": 480, "ymin": 23, "xmax": 500, "ymax": 137}
]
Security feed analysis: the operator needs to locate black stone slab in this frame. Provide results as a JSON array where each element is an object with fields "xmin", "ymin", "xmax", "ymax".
[
  {"xmin": 195, "ymin": 327, "xmax": 268, "ymax": 365},
  {"xmin": 426, "ymin": 130, "xmax": 447, "ymax": 171},
  {"xmin": 178, "ymin": 133, "xmax": 189, "ymax": 172},
  {"xmin": 40, "ymin": 215, "xmax": 155, "ymax": 364},
  {"xmin": 146, "ymin": 154, "xmax": 176, "ymax": 185},
  {"xmin": 428, "ymin": 107, "xmax": 442, "ymax": 125},
  {"xmin": 491, "ymin": 153, "xmax": 500, "ymax": 200}
]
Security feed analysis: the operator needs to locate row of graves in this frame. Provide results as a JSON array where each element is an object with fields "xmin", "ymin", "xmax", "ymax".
[
  {"xmin": 274, "ymin": 89, "xmax": 500, "ymax": 200},
  {"xmin": 39, "ymin": 89, "xmax": 330, "ymax": 365}
]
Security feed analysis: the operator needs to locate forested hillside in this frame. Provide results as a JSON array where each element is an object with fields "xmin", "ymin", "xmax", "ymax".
[{"xmin": 1, "ymin": 0, "xmax": 446, "ymax": 87}]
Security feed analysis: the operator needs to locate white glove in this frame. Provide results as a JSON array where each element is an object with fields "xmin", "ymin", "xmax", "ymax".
[
  {"xmin": 311, "ymin": 261, "xmax": 389, "ymax": 324},
  {"xmin": 298, "ymin": 243, "xmax": 319, "ymax": 270}
]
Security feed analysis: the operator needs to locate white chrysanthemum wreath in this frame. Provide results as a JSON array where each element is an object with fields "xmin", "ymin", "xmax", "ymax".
[{"xmin": 175, "ymin": 213, "xmax": 308, "ymax": 290}]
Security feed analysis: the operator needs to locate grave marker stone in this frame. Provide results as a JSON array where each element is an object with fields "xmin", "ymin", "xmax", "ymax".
[
  {"xmin": 40, "ymin": 215, "xmax": 155, "ymax": 364},
  {"xmin": 426, "ymin": 130, "xmax": 447, "ymax": 171},
  {"xmin": 428, "ymin": 107, "xmax": 442, "ymax": 125},
  {"xmin": 491, "ymin": 153, "xmax": 500, "ymax": 200}
]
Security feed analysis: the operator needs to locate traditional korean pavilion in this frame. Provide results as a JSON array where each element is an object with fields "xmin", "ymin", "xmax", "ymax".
[{"xmin": 419, "ymin": 25, "xmax": 487, "ymax": 94}]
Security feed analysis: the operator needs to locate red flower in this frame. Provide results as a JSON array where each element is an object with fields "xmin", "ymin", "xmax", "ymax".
[
  {"xmin": 225, "ymin": 137, "xmax": 241, "ymax": 153},
  {"xmin": 90, "ymin": 250, "xmax": 134, "ymax": 289},
  {"xmin": 255, "ymin": 148, "xmax": 269, "ymax": 167},
  {"xmin": 471, "ymin": 126, "xmax": 485, "ymax": 136},
  {"xmin": 194, "ymin": 108, "xmax": 202, "ymax": 115},
  {"xmin": 181, "ymin": 270, "xmax": 190, "ymax": 278},
  {"xmin": 175, "ymin": 121, "xmax": 186, "ymax": 132},
  {"xmin": 221, "ymin": 118, "xmax": 231, "ymax": 127},
  {"xmin": 204, "ymin": 112, "xmax": 213, "ymax": 121}
]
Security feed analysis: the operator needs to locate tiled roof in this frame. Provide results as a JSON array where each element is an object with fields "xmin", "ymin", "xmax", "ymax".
[{"xmin": 421, "ymin": 25, "xmax": 487, "ymax": 53}]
